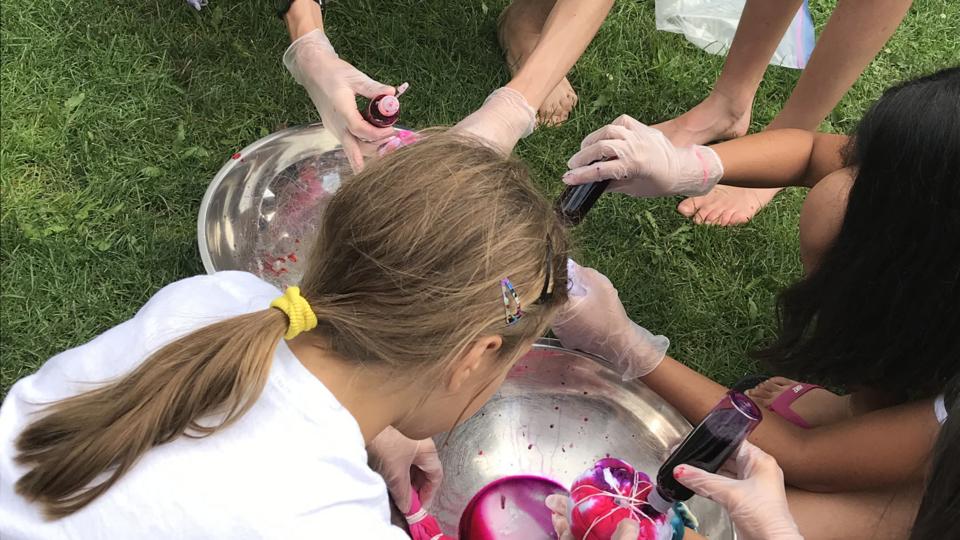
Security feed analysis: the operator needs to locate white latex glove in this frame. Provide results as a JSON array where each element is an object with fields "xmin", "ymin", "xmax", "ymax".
[
  {"xmin": 674, "ymin": 441, "xmax": 803, "ymax": 540},
  {"xmin": 563, "ymin": 115, "xmax": 723, "ymax": 197},
  {"xmin": 368, "ymin": 426, "xmax": 444, "ymax": 514},
  {"xmin": 453, "ymin": 87, "xmax": 536, "ymax": 155},
  {"xmin": 283, "ymin": 29, "xmax": 399, "ymax": 172},
  {"xmin": 545, "ymin": 494, "xmax": 643, "ymax": 540},
  {"xmin": 552, "ymin": 260, "xmax": 669, "ymax": 380}
]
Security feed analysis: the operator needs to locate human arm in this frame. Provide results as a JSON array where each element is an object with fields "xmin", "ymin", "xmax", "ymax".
[
  {"xmin": 506, "ymin": 0, "xmax": 614, "ymax": 111},
  {"xmin": 453, "ymin": 0, "xmax": 612, "ymax": 154},
  {"xmin": 552, "ymin": 263, "xmax": 940, "ymax": 492},
  {"xmin": 281, "ymin": 0, "xmax": 400, "ymax": 171},
  {"xmin": 563, "ymin": 115, "xmax": 849, "ymax": 195}
]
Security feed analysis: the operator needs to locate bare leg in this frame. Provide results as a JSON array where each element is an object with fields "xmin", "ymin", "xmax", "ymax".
[
  {"xmin": 500, "ymin": 0, "xmax": 612, "ymax": 126},
  {"xmin": 656, "ymin": 0, "xmax": 801, "ymax": 147},
  {"xmin": 671, "ymin": 0, "xmax": 912, "ymax": 226},
  {"xmin": 770, "ymin": 0, "xmax": 913, "ymax": 131},
  {"xmin": 786, "ymin": 482, "xmax": 922, "ymax": 540},
  {"xmin": 499, "ymin": 0, "xmax": 577, "ymax": 126}
]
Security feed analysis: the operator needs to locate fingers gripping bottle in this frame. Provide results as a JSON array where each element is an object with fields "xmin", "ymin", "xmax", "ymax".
[{"xmin": 647, "ymin": 391, "xmax": 762, "ymax": 514}]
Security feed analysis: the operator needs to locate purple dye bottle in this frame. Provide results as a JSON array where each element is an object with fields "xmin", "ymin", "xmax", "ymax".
[
  {"xmin": 556, "ymin": 179, "xmax": 610, "ymax": 226},
  {"xmin": 647, "ymin": 391, "xmax": 762, "ymax": 514}
]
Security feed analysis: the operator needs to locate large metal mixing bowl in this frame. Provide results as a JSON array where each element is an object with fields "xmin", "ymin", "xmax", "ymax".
[
  {"xmin": 198, "ymin": 123, "xmax": 348, "ymax": 287},
  {"xmin": 433, "ymin": 339, "xmax": 735, "ymax": 539}
]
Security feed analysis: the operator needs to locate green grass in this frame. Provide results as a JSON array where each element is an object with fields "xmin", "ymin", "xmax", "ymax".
[{"xmin": 2, "ymin": 0, "xmax": 958, "ymax": 393}]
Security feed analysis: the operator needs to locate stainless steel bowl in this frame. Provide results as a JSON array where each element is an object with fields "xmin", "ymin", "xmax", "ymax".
[
  {"xmin": 433, "ymin": 339, "xmax": 735, "ymax": 539},
  {"xmin": 197, "ymin": 123, "xmax": 349, "ymax": 287}
]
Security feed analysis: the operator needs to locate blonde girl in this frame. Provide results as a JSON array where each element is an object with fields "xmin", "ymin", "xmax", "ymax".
[{"xmin": 0, "ymin": 133, "xmax": 569, "ymax": 539}]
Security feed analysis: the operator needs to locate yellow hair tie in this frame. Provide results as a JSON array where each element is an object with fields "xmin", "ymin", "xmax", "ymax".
[{"xmin": 270, "ymin": 287, "xmax": 318, "ymax": 340}]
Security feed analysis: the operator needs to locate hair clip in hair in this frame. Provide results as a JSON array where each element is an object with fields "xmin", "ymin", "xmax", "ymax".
[{"xmin": 501, "ymin": 278, "xmax": 523, "ymax": 326}]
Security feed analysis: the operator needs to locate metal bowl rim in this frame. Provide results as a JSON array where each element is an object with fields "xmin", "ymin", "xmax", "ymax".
[{"xmin": 196, "ymin": 122, "xmax": 326, "ymax": 275}]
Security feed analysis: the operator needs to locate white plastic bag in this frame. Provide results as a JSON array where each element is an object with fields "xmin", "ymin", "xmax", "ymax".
[{"xmin": 656, "ymin": 0, "xmax": 815, "ymax": 69}]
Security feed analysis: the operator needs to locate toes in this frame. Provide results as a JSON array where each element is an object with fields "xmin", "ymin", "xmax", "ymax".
[
  {"xmin": 537, "ymin": 82, "xmax": 577, "ymax": 127},
  {"xmin": 677, "ymin": 197, "xmax": 699, "ymax": 217},
  {"xmin": 767, "ymin": 376, "xmax": 797, "ymax": 388},
  {"xmin": 699, "ymin": 205, "xmax": 727, "ymax": 225},
  {"xmin": 727, "ymin": 212, "xmax": 751, "ymax": 226}
]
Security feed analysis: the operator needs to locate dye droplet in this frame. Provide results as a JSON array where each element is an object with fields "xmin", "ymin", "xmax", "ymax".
[
  {"xmin": 605, "ymin": 453, "xmax": 611, "ymax": 458},
  {"xmin": 478, "ymin": 450, "xmax": 484, "ymax": 456},
  {"xmin": 584, "ymin": 417, "xmax": 589, "ymax": 422},
  {"xmin": 231, "ymin": 152, "xmax": 241, "ymax": 160},
  {"xmin": 527, "ymin": 444, "xmax": 533, "ymax": 450},
  {"xmin": 287, "ymin": 253, "xmax": 297, "ymax": 262},
  {"xmin": 561, "ymin": 448, "xmax": 566, "ymax": 453},
  {"xmin": 500, "ymin": 495, "xmax": 506, "ymax": 510},
  {"xmin": 554, "ymin": 406, "xmax": 559, "ymax": 411},
  {"xmin": 583, "ymin": 391, "xmax": 588, "ymax": 395},
  {"xmin": 549, "ymin": 424, "xmax": 554, "ymax": 429},
  {"xmin": 560, "ymin": 381, "xmax": 566, "ymax": 386}
]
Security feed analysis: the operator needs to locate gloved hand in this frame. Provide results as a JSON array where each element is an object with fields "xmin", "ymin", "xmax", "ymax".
[
  {"xmin": 552, "ymin": 260, "xmax": 669, "ymax": 380},
  {"xmin": 283, "ymin": 29, "xmax": 400, "ymax": 172},
  {"xmin": 453, "ymin": 87, "xmax": 536, "ymax": 155},
  {"xmin": 545, "ymin": 494, "xmax": 643, "ymax": 540},
  {"xmin": 368, "ymin": 426, "xmax": 443, "ymax": 514},
  {"xmin": 674, "ymin": 441, "xmax": 803, "ymax": 540},
  {"xmin": 563, "ymin": 115, "xmax": 723, "ymax": 197}
]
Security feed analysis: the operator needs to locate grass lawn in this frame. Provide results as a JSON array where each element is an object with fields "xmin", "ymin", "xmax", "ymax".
[{"xmin": 1, "ymin": 0, "xmax": 957, "ymax": 394}]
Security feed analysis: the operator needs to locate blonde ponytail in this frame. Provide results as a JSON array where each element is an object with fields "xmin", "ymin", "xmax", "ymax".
[{"xmin": 15, "ymin": 309, "xmax": 287, "ymax": 518}]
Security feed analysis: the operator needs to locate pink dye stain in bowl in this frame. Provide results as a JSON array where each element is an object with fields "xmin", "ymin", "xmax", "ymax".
[{"xmin": 459, "ymin": 475, "xmax": 568, "ymax": 540}]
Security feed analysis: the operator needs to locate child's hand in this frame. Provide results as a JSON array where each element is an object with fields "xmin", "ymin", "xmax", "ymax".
[
  {"xmin": 552, "ymin": 260, "xmax": 669, "ymax": 380},
  {"xmin": 674, "ymin": 441, "xmax": 803, "ymax": 540},
  {"xmin": 545, "ymin": 494, "xmax": 640, "ymax": 540},
  {"xmin": 368, "ymin": 427, "xmax": 443, "ymax": 513},
  {"xmin": 563, "ymin": 115, "xmax": 723, "ymax": 197}
]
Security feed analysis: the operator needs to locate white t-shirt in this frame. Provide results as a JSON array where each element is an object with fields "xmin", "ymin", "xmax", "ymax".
[{"xmin": 0, "ymin": 272, "xmax": 409, "ymax": 540}]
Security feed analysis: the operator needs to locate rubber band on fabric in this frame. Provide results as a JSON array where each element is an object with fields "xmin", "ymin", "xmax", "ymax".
[{"xmin": 270, "ymin": 287, "xmax": 318, "ymax": 340}]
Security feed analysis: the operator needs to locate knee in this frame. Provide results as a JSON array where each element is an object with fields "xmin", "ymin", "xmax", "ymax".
[{"xmin": 799, "ymin": 169, "xmax": 854, "ymax": 273}]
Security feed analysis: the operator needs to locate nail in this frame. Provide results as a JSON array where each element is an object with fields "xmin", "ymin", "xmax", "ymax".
[{"xmin": 674, "ymin": 466, "xmax": 685, "ymax": 478}]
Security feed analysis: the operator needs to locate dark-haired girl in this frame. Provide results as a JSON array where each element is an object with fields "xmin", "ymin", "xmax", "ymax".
[{"xmin": 555, "ymin": 67, "xmax": 960, "ymax": 539}]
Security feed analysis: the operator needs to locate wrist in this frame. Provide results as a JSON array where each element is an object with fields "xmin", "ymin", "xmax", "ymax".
[
  {"xmin": 678, "ymin": 145, "xmax": 724, "ymax": 196},
  {"xmin": 284, "ymin": 0, "xmax": 323, "ymax": 40}
]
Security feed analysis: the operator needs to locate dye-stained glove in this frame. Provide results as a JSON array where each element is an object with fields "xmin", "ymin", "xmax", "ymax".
[
  {"xmin": 545, "ymin": 494, "xmax": 647, "ymax": 540},
  {"xmin": 563, "ymin": 115, "xmax": 723, "ymax": 197},
  {"xmin": 368, "ymin": 426, "xmax": 444, "ymax": 514},
  {"xmin": 453, "ymin": 87, "xmax": 536, "ymax": 155},
  {"xmin": 283, "ymin": 29, "xmax": 399, "ymax": 172},
  {"xmin": 552, "ymin": 260, "xmax": 669, "ymax": 380},
  {"xmin": 674, "ymin": 441, "xmax": 803, "ymax": 540}
]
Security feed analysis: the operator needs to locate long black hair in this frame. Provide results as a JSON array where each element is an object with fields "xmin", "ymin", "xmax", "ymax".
[
  {"xmin": 910, "ymin": 377, "xmax": 960, "ymax": 540},
  {"xmin": 753, "ymin": 67, "xmax": 960, "ymax": 396}
]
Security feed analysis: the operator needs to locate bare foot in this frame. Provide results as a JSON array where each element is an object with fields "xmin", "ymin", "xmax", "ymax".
[
  {"xmin": 497, "ymin": 2, "xmax": 578, "ymax": 126},
  {"xmin": 654, "ymin": 92, "xmax": 751, "ymax": 147},
  {"xmin": 654, "ymin": 94, "xmax": 782, "ymax": 226},
  {"xmin": 746, "ymin": 376, "xmax": 853, "ymax": 428},
  {"xmin": 677, "ymin": 185, "xmax": 782, "ymax": 226}
]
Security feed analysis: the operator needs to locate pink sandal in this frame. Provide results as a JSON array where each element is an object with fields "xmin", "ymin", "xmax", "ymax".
[{"xmin": 767, "ymin": 382, "xmax": 822, "ymax": 429}]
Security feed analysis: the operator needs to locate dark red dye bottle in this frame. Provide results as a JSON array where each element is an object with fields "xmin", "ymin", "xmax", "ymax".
[
  {"xmin": 363, "ymin": 94, "xmax": 401, "ymax": 128},
  {"xmin": 647, "ymin": 391, "xmax": 763, "ymax": 513}
]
